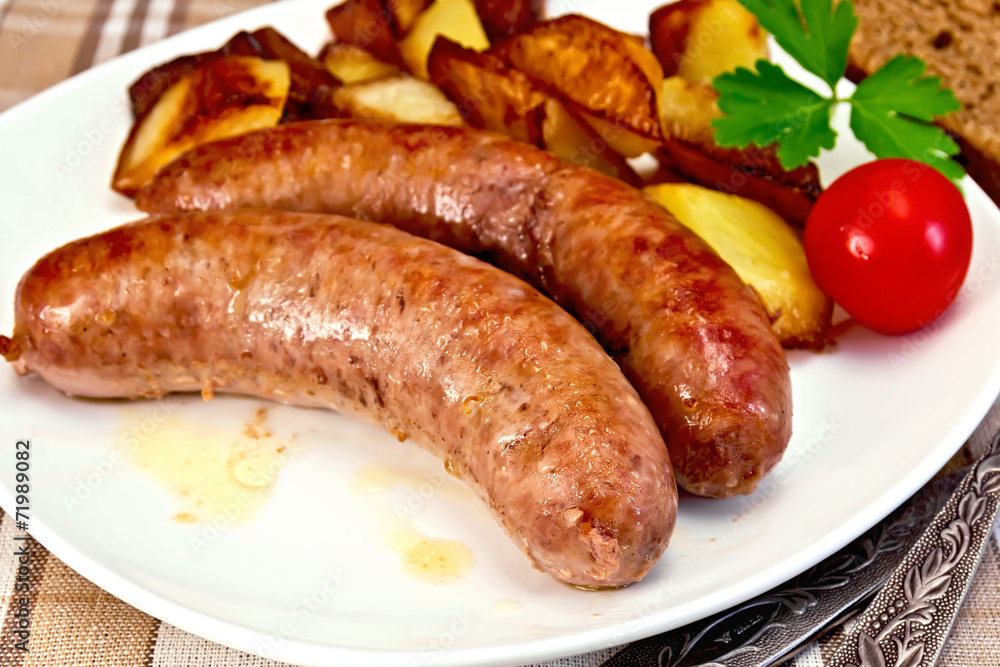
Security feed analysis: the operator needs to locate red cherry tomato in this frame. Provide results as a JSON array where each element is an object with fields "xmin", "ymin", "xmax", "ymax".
[{"xmin": 804, "ymin": 159, "xmax": 973, "ymax": 336}]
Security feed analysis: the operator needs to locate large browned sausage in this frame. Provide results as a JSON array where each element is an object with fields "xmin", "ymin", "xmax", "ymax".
[
  {"xmin": 136, "ymin": 121, "xmax": 792, "ymax": 497},
  {"xmin": 0, "ymin": 210, "xmax": 676, "ymax": 587}
]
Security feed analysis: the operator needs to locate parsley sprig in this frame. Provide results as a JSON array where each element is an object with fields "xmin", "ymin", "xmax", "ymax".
[{"xmin": 711, "ymin": 0, "xmax": 965, "ymax": 180}]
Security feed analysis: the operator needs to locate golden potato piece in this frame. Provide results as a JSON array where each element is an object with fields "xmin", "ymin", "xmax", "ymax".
[
  {"xmin": 542, "ymin": 101, "xmax": 640, "ymax": 185},
  {"xmin": 657, "ymin": 76, "xmax": 822, "ymax": 226},
  {"xmin": 427, "ymin": 38, "xmax": 637, "ymax": 183},
  {"xmin": 428, "ymin": 36, "xmax": 546, "ymax": 143},
  {"xmin": 388, "ymin": 0, "xmax": 432, "ymax": 35},
  {"xmin": 659, "ymin": 75, "xmax": 719, "ymax": 142},
  {"xmin": 130, "ymin": 27, "xmax": 337, "ymax": 124},
  {"xmin": 491, "ymin": 15, "xmax": 663, "ymax": 144},
  {"xmin": 113, "ymin": 56, "xmax": 290, "ymax": 197},
  {"xmin": 223, "ymin": 27, "xmax": 342, "ymax": 121},
  {"xmin": 581, "ymin": 114, "xmax": 662, "ymax": 158},
  {"xmin": 128, "ymin": 52, "xmax": 216, "ymax": 119},
  {"xmin": 641, "ymin": 161, "xmax": 689, "ymax": 187},
  {"xmin": 650, "ymin": 0, "xmax": 768, "ymax": 84},
  {"xmin": 474, "ymin": 0, "xmax": 541, "ymax": 40},
  {"xmin": 332, "ymin": 74, "xmax": 465, "ymax": 125},
  {"xmin": 644, "ymin": 183, "xmax": 832, "ymax": 348},
  {"xmin": 398, "ymin": 0, "xmax": 490, "ymax": 79},
  {"xmin": 325, "ymin": 0, "xmax": 405, "ymax": 67},
  {"xmin": 620, "ymin": 30, "xmax": 666, "ymax": 100},
  {"xmin": 320, "ymin": 42, "xmax": 401, "ymax": 83}
]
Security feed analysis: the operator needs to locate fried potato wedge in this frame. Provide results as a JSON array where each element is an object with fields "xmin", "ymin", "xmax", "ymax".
[
  {"xmin": 222, "ymin": 28, "xmax": 341, "ymax": 120},
  {"xmin": 319, "ymin": 42, "xmax": 401, "ymax": 83},
  {"xmin": 581, "ymin": 114, "xmax": 662, "ymax": 158},
  {"xmin": 474, "ymin": 0, "xmax": 541, "ymax": 40},
  {"xmin": 642, "ymin": 161, "xmax": 689, "ymax": 187},
  {"xmin": 129, "ymin": 53, "xmax": 217, "ymax": 119},
  {"xmin": 388, "ymin": 0, "xmax": 432, "ymax": 34},
  {"xmin": 332, "ymin": 74, "xmax": 465, "ymax": 125},
  {"xmin": 657, "ymin": 140, "xmax": 821, "ymax": 228},
  {"xmin": 325, "ymin": 0, "xmax": 406, "ymax": 67},
  {"xmin": 657, "ymin": 76, "xmax": 821, "ymax": 226},
  {"xmin": 130, "ymin": 28, "xmax": 338, "ymax": 123},
  {"xmin": 114, "ymin": 56, "xmax": 290, "ymax": 197},
  {"xmin": 659, "ymin": 74, "xmax": 719, "ymax": 142},
  {"xmin": 542, "ymin": 100, "xmax": 640, "ymax": 185},
  {"xmin": 490, "ymin": 15, "xmax": 664, "ymax": 145},
  {"xmin": 427, "ymin": 38, "xmax": 637, "ymax": 182},
  {"xmin": 650, "ymin": 0, "xmax": 768, "ymax": 83},
  {"xmin": 428, "ymin": 36, "xmax": 546, "ymax": 143},
  {"xmin": 646, "ymin": 183, "xmax": 831, "ymax": 348},
  {"xmin": 398, "ymin": 0, "xmax": 490, "ymax": 79},
  {"xmin": 217, "ymin": 29, "xmax": 261, "ymax": 56}
]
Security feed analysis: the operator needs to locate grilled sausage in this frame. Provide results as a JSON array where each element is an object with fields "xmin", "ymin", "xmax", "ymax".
[
  {"xmin": 136, "ymin": 121, "xmax": 792, "ymax": 497},
  {"xmin": 0, "ymin": 209, "xmax": 676, "ymax": 587}
]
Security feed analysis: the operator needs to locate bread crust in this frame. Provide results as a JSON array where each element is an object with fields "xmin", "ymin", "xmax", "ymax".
[{"xmin": 847, "ymin": 0, "xmax": 1000, "ymax": 206}]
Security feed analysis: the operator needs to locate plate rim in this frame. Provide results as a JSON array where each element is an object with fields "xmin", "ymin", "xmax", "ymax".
[{"xmin": 2, "ymin": 0, "xmax": 1000, "ymax": 664}]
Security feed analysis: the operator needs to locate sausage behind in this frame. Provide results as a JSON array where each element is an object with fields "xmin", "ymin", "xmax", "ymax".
[
  {"xmin": 137, "ymin": 121, "xmax": 793, "ymax": 497},
  {"xmin": 0, "ymin": 210, "xmax": 677, "ymax": 587}
]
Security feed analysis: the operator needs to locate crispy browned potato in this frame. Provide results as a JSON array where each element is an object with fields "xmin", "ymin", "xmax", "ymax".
[
  {"xmin": 564, "ymin": 27, "xmax": 661, "ymax": 160},
  {"xmin": 332, "ymin": 74, "xmax": 466, "ymax": 125},
  {"xmin": 130, "ymin": 28, "xmax": 338, "ymax": 126},
  {"xmin": 490, "ymin": 14, "xmax": 664, "ymax": 151},
  {"xmin": 474, "ymin": 0, "xmax": 541, "ymax": 40},
  {"xmin": 326, "ymin": 0, "xmax": 406, "ymax": 67},
  {"xmin": 319, "ymin": 42, "xmax": 401, "ymax": 83},
  {"xmin": 222, "ymin": 28, "xmax": 341, "ymax": 121},
  {"xmin": 657, "ymin": 76, "xmax": 821, "ymax": 226},
  {"xmin": 650, "ymin": 0, "xmax": 768, "ymax": 83},
  {"xmin": 659, "ymin": 75, "xmax": 719, "ymax": 142},
  {"xmin": 642, "ymin": 161, "xmax": 689, "ymax": 187},
  {"xmin": 428, "ymin": 36, "xmax": 546, "ymax": 143},
  {"xmin": 387, "ymin": 0, "xmax": 431, "ymax": 34},
  {"xmin": 580, "ymin": 115, "xmax": 662, "ymax": 158},
  {"xmin": 620, "ymin": 29, "xmax": 666, "ymax": 97},
  {"xmin": 398, "ymin": 0, "xmax": 490, "ymax": 79},
  {"xmin": 645, "ymin": 183, "xmax": 832, "ymax": 348},
  {"xmin": 427, "ymin": 38, "xmax": 638, "ymax": 183},
  {"xmin": 114, "ymin": 56, "xmax": 290, "ymax": 197},
  {"xmin": 129, "ymin": 53, "xmax": 218, "ymax": 119},
  {"xmin": 541, "ymin": 100, "xmax": 641, "ymax": 185},
  {"xmin": 657, "ymin": 140, "xmax": 820, "ymax": 228},
  {"xmin": 217, "ymin": 29, "xmax": 261, "ymax": 57}
]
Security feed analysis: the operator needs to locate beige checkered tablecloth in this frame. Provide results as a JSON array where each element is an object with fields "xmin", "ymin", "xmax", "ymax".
[{"xmin": 1, "ymin": 0, "xmax": 999, "ymax": 665}]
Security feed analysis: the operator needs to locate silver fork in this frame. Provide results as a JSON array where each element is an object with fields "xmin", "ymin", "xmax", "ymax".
[
  {"xmin": 600, "ymin": 429, "xmax": 1000, "ymax": 667},
  {"xmin": 825, "ymin": 429, "xmax": 1000, "ymax": 667}
]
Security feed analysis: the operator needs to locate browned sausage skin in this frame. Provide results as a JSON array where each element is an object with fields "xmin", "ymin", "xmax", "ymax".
[
  {"xmin": 0, "ymin": 210, "xmax": 676, "ymax": 587},
  {"xmin": 137, "ymin": 121, "xmax": 792, "ymax": 497}
]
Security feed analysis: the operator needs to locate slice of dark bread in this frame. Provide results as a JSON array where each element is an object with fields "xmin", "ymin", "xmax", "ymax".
[{"xmin": 847, "ymin": 0, "xmax": 1000, "ymax": 206}]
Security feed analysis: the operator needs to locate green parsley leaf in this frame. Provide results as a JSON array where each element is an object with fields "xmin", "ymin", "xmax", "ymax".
[
  {"xmin": 736, "ymin": 0, "xmax": 858, "ymax": 89},
  {"xmin": 711, "ymin": 0, "xmax": 966, "ymax": 181},
  {"xmin": 712, "ymin": 60, "xmax": 837, "ymax": 169},
  {"xmin": 849, "ymin": 55, "xmax": 964, "ymax": 180}
]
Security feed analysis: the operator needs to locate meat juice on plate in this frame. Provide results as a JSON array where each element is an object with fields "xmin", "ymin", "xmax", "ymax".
[{"xmin": 118, "ymin": 406, "xmax": 296, "ymax": 524}]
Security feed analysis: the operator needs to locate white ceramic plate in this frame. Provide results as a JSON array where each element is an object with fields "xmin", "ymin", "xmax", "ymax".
[{"xmin": 2, "ymin": 1, "xmax": 1000, "ymax": 665}]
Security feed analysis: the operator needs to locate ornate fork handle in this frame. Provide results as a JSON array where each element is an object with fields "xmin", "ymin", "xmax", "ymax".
[
  {"xmin": 600, "ymin": 457, "xmax": 965, "ymax": 667},
  {"xmin": 826, "ymin": 430, "xmax": 1000, "ymax": 667}
]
